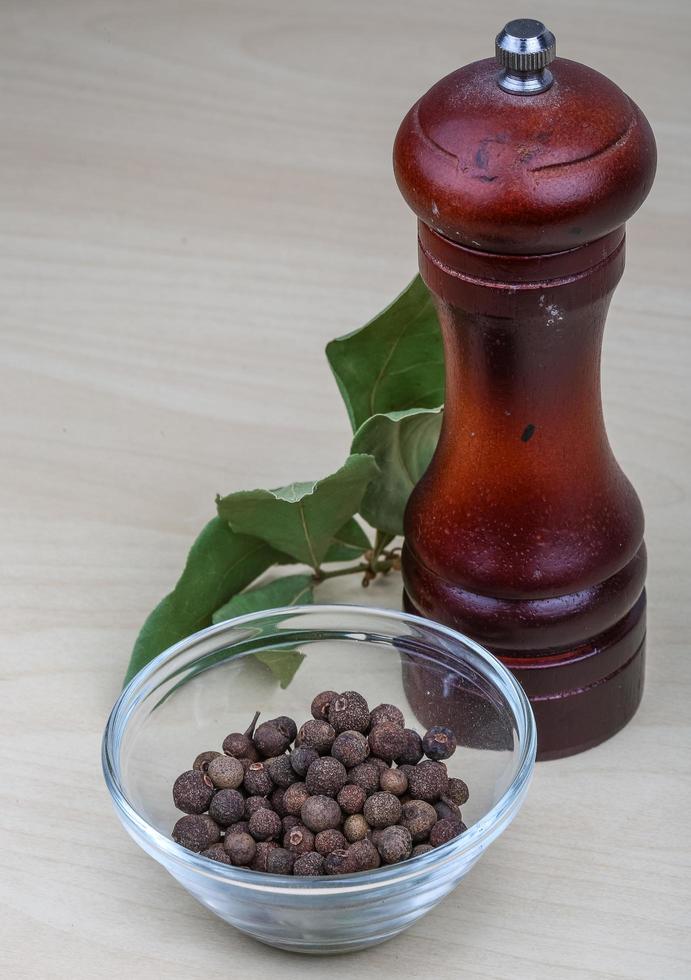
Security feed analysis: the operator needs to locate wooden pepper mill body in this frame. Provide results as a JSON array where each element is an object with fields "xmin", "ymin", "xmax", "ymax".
[{"xmin": 394, "ymin": 25, "xmax": 656, "ymax": 759}]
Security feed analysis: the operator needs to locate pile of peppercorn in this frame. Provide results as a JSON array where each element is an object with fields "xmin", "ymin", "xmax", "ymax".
[{"xmin": 171, "ymin": 690, "xmax": 469, "ymax": 876}]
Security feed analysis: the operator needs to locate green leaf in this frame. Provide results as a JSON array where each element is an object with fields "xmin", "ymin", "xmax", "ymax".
[
  {"xmin": 326, "ymin": 275, "xmax": 444, "ymax": 432},
  {"xmin": 323, "ymin": 517, "xmax": 371, "ymax": 562},
  {"xmin": 212, "ymin": 573, "xmax": 314, "ymax": 623},
  {"xmin": 351, "ymin": 407, "xmax": 443, "ymax": 536},
  {"xmin": 216, "ymin": 454, "xmax": 380, "ymax": 569},
  {"xmin": 253, "ymin": 649, "xmax": 305, "ymax": 689},
  {"xmin": 124, "ymin": 518, "xmax": 281, "ymax": 685},
  {"xmin": 212, "ymin": 573, "xmax": 314, "ymax": 687}
]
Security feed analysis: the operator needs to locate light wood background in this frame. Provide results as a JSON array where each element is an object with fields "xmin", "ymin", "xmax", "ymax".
[{"xmin": 1, "ymin": 1, "xmax": 689, "ymax": 977}]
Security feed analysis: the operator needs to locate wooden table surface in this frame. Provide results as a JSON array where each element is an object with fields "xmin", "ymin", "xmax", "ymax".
[{"xmin": 2, "ymin": 1, "xmax": 690, "ymax": 977}]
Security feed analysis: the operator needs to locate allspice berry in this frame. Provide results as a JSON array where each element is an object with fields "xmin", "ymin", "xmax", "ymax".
[
  {"xmin": 222, "ymin": 733, "xmax": 259, "ymax": 762},
  {"xmin": 224, "ymin": 831, "xmax": 256, "ymax": 866},
  {"xmin": 222, "ymin": 710, "xmax": 260, "ymax": 760},
  {"xmin": 346, "ymin": 762, "xmax": 380, "ymax": 795},
  {"xmin": 400, "ymin": 799, "xmax": 437, "ymax": 842},
  {"xmin": 254, "ymin": 721, "xmax": 292, "ymax": 758},
  {"xmin": 363, "ymin": 791, "xmax": 402, "ymax": 829},
  {"xmin": 251, "ymin": 841, "xmax": 280, "ymax": 872},
  {"xmin": 379, "ymin": 768, "xmax": 408, "ymax": 796},
  {"xmin": 289, "ymin": 745, "xmax": 319, "ymax": 777},
  {"xmin": 406, "ymin": 760, "xmax": 449, "ymax": 803},
  {"xmin": 347, "ymin": 838, "xmax": 380, "ymax": 871},
  {"xmin": 293, "ymin": 852, "xmax": 325, "ymax": 876},
  {"xmin": 248, "ymin": 808, "xmax": 282, "ymax": 842},
  {"xmin": 284, "ymin": 823, "xmax": 315, "ymax": 856},
  {"xmin": 207, "ymin": 754, "xmax": 244, "ymax": 790},
  {"xmin": 297, "ymin": 719, "xmax": 336, "ymax": 754},
  {"xmin": 310, "ymin": 690, "xmax": 338, "ymax": 721},
  {"xmin": 282, "ymin": 814, "xmax": 300, "ymax": 833},
  {"xmin": 209, "ymin": 788, "xmax": 245, "ymax": 826},
  {"xmin": 422, "ymin": 725, "xmax": 457, "ymax": 761},
  {"xmin": 328, "ymin": 691, "xmax": 370, "ymax": 734},
  {"xmin": 244, "ymin": 795, "xmax": 273, "ymax": 820},
  {"xmin": 193, "ymin": 750, "xmax": 222, "ymax": 772},
  {"xmin": 270, "ymin": 786, "xmax": 287, "ymax": 816},
  {"xmin": 368, "ymin": 723, "xmax": 408, "ymax": 763},
  {"xmin": 268, "ymin": 715, "xmax": 298, "ymax": 743},
  {"xmin": 301, "ymin": 795, "xmax": 342, "ymax": 833},
  {"xmin": 266, "ymin": 755, "xmax": 298, "ymax": 789},
  {"xmin": 282, "ymin": 782, "xmax": 311, "ymax": 816},
  {"xmin": 202, "ymin": 842, "xmax": 233, "ymax": 864},
  {"xmin": 243, "ymin": 761, "xmax": 274, "ymax": 797},
  {"xmin": 369, "ymin": 703, "xmax": 405, "ymax": 729},
  {"xmin": 434, "ymin": 797, "xmax": 462, "ymax": 823},
  {"xmin": 225, "ymin": 820, "xmax": 250, "ymax": 837},
  {"xmin": 394, "ymin": 729, "xmax": 424, "ymax": 765},
  {"xmin": 447, "ymin": 777, "xmax": 470, "ymax": 806},
  {"xmin": 305, "ymin": 757, "xmax": 347, "ymax": 797},
  {"xmin": 369, "ymin": 756, "xmax": 391, "ymax": 772},
  {"xmin": 343, "ymin": 814, "xmax": 370, "ymax": 843},
  {"xmin": 315, "ymin": 829, "xmax": 347, "ymax": 856},
  {"xmin": 172, "ymin": 770, "xmax": 215, "ymax": 814},
  {"xmin": 429, "ymin": 818, "xmax": 464, "ymax": 848},
  {"xmin": 323, "ymin": 849, "xmax": 351, "ymax": 875},
  {"xmin": 376, "ymin": 825, "xmax": 413, "ymax": 864},
  {"xmin": 337, "ymin": 783, "xmax": 366, "ymax": 815},
  {"xmin": 266, "ymin": 847, "xmax": 296, "ymax": 875},
  {"xmin": 331, "ymin": 730, "xmax": 370, "ymax": 768},
  {"xmin": 411, "ymin": 843, "xmax": 434, "ymax": 857},
  {"xmin": 172, "ymin": 814, "xmax": 221, "ymax": 852}
]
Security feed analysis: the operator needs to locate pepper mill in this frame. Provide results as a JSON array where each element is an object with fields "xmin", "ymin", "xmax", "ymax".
[{"xmin": 394, "ymin": 20, "xmax": 656, "ymax": 759}]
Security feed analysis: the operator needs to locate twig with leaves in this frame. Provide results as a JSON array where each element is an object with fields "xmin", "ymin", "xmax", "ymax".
[{"xmin": 124, "ymin": 276, "xmax": 444, "ymax": 686}]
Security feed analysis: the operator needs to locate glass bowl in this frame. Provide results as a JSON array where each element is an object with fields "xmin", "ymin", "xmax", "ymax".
[{"xmin": 102, "ymin": 605, "xmax": 535, "ymax": 954}]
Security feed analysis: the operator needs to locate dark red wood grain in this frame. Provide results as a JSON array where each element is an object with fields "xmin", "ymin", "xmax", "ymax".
[{"xmin": 394, "ymin": 56, "xmax": 656, "ymax": 759}]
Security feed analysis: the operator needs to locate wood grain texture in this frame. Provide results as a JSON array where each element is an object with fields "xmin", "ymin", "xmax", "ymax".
[{"xmin": 0, "ymin": 1, "xmax": 689, "ymax": 977}]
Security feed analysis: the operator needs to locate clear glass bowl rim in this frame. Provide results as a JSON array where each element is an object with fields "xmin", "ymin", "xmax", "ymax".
[{"xmin": 102, "ymin": 603, "xmax": 536, "ymax": 894}]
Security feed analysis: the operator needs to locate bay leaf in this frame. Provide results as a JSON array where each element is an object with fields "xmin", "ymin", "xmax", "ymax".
[
  {"xmin": 326, "ymin": 275, "xmax": 444, "ymax": 432},
  {"xmin": 212, "ymin": 573, "xmax": 314, "ymax": 623},
  {"xmin": 216, "ymin": 454, "xmax": 379, "ymax": 569},
  {"xmin": 212, "ymin": 573, "xmax": 314, "ymax": 687},
  {"xmin": 322, "ymin": 517, "xmax": 371, "ymax": 562},
  {"xmin": 351, "ymin": 407, "xmax": 443, "ymax": 536},
  {"xmin": 124, "ymin": 518, "xmax": 281, "ymax": 685}
]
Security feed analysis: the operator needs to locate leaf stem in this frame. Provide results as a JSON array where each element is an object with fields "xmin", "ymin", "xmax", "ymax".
[
  {"xmin": 313, "ymin": 557, "xmax": 394, "ymax": 584},
  {"xmin": 371, "ymin": 530, "xmax": 395, "ymax": 565},
  {"xmin": 244, "ymin": 710, "xmax": 261, "ymax": 738}
]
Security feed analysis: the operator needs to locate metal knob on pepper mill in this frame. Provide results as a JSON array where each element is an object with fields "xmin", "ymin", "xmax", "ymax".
[
  {"xmin": 495, "ymin": 18, "xmax": 556, "ymax": 94},
  {"xmin": 394, "ymin": 20, "xmax": 656, "ymax": 759}
]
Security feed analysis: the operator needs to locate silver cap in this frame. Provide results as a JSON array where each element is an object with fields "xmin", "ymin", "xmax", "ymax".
[{"xmin": 495, "ymin": 19, "xmax": 556, "ymax": 95}]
